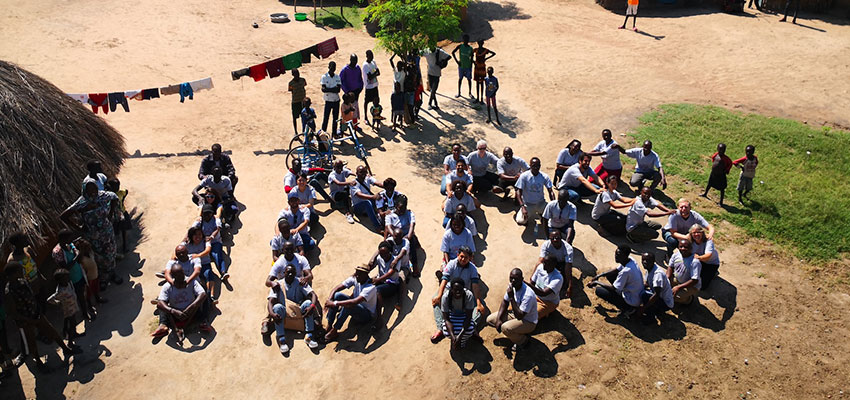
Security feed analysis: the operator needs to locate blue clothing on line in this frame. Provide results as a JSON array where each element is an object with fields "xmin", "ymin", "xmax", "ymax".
[{"xmin": 179, "ymin": 82, "xmax": 194, "ymax": 103}]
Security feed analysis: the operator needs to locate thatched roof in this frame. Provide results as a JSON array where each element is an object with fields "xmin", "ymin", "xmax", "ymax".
[{"xmin": 0, "ymin": 60, "xmax": 127, "ymax": 246}]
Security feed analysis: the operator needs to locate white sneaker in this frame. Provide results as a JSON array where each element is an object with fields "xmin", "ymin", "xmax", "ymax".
[
  {"xmin": 155, "ymin": 272, "xmax": 165, "ymax": 279},
  {"xmin": 346, "ymin": 214, "xmax": 355, "ymax": 224},
  {"xmin": 279, "ymin": 343, "xmax": 290, "ymax": 354},
  {"xmin": 306, "ymin": 337, "xmax": 319, "ymax": 349}
]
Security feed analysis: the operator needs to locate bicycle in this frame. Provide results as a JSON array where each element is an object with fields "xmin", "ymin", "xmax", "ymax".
[{"xmin": 286, "ymin": 118, "xmax": 371, "ymax": 173}]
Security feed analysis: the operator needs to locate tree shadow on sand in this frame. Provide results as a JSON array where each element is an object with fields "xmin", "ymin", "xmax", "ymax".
[{"xmin": 462, "ymin": 1, "xmax": 532, "ymax": 41}]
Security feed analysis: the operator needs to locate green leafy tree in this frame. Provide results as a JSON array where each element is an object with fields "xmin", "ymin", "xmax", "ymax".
[{"xmin": 366, "ymin": 0, "xmax": 468, "ymax": 55}]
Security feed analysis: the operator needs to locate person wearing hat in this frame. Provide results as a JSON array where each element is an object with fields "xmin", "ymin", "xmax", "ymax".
[
  {"xmin": 323, "ymin": 264, "xmax": 378, "ymax": 342},
  {"xmin": 193, "ymin": 204, "xmax": 229, "ymax": 283}
]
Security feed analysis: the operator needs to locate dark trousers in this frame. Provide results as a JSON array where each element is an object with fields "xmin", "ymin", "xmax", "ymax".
[
  {"xmin": 595, "ymin": 286, "xmax": 632, "ymax": 311},
  {"xmin": 783, "ymin": 0, "xmax": 799, "ymax": 20},
  {"xmin": 701, "ymin": 262, "xmax": 720, "ymax": 290},
  {"xmin": 322, "ymin": 100, "xmax": 340, "ymax": 136}
]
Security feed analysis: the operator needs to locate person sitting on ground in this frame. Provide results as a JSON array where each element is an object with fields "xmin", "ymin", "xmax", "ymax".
[
  {"xmin": 370, "ymin": 241, "xmax": 403, "ymax": 321},
  {"xmin": 537, "ymin": 231, "xmax": 574, "ymax": 298},
  {"xmin": 732, "ymin": 145, "xmax": 758, "ymax": 205},
  {"xmin": 591, "ymin": 174, "xmax": 635, "ymax": 236},
  {"xmin": 277, "ymin": 195, "xmax": 316, "ymax": 251},
  {"xmin": 51, "ymin": 231, "xmax": 91, "ymax": 320},
  {"xmin": 441, "ymin": 144, "xmax": 469, "ymax": 195},
  {"xmin": 487, "ymin": 268, "xmax": 538, "ymax": 352},
  {"xmin": 625, "ymin": 187, "xmax": 674, "ymax": 242},
  {"xmin": 270, "ymin": 219, "xmax": 304, "ymax": 260},
  {"xmin": 587, "ymin": 245, "xmax": 644, "ymax": 315},
  {"xmin": 528, "ymin": 255, "xmax": 564, "ymax": 319},
  {"xmin": 197, "ymin": 188, "xmax": 223, "ymax": 220},
  {"xmin": 265, "ymin": 264, "xmax": 320, "ymax": 354},
  {"xmin": 446, "ymin": 159, "xmax": 475, "ymax": 198},
  {"xmin": 284, "ymin": 159, "xmax": 333, "ymax": 204},
  {"xmin": 350, "ymin": 165, "xmax": 385, "ymax": 231},
  {"xmin": 376, "ymin": 177, "xmax": 402, "ymax": 227},
  {"xmin": 689, "ymin": 225, "xmax": 720, "ymax": 290},
  {"xmin": 515, "ymin": 157, "xmax": 555, "ymax": 228},
  {"xmin": 701, "ymin": 143, "xmax": 733, "ymax": 206},
  {"xmin": 441, "ymin": 180, "xmax": 477, "ymax": 228},
  {"xmin": 198, "ymin": 143, "xmax": 238, "ymax": 189},
  {"xmin": 662, "ymin": 198, "xmax": 714, "ymax": 258},
  {"xmin": 324, "ymin": 265, "xmax": 379, "ymax": 342},
  {"xmin": 447, "ymin": 203, "xmax": 478, "ymax": 236},
  {"xmin": 266, "ymin": 241, "xmax": 313, "ymax": 287},
  {"xmin": 328, "ymin": 160, "xmax": 356, "ymax": 224},
  {"xmin": 4, "ymin": 261, "xmax": 78, "ymax": 369},
  {"xmin": 181, "ymin": 227, "xmax": 218, "ymax": 303},
  {"xmin": 554, "ymin": 140, "xmax": 582, "ymax": 186},
  {"xmin": 557, "ymin": 153, "xmax": 604, "ymax": 203},
  {"xmin": 83, "ymin": 159, "xmax": 108, "ymax": 190},
  {"xmin": 441, "ymin": 214, "xmax": 476, "ymax": 264},
  {"xmin": 163, "ymin": 245, "xmax": 202, "ymax": 286},
  {"xmin": 621, "ymin": 140, "xmax": 667, "ymax": 190},
  {"xmin": 431, "ymin": 246, "xmax": 486, "ymax": 343},
  {"xmin": 494, "ymin": 146, "xmax": 529, "ymax": 201},
  {"xmin": 467, "ymin": 139, "xmax": 500, "ymax": 195},
  {"xmin": 290, "ymin": 173, "xmax": 319, "ymax": 224},
  {"xmin": 636, "ymin": 252, "xmax": 674, "ymax": 322},
  {"xmin": 152, "ymin": 263, "xmax": 210, "ymax": 341},
  {"xmin": 193, "ymin": 166, "xmax": 238, "ymax": 225},
  {"xmin": 586, "ymin": 129, "xmax": 623, "ymax": 184},
  {"xmin": 440, "ymin": 278, "xmax": 477, "ymax": 352},
  {"xmin": 541, "ymin": 188, "xmax": 577, "ymax": 244},
  {"xmin": 667, "ymin": 239, "xmax": 702, "ymax": 305},
  {"xmin": 47, "ymin": 269, "xmax": 82, "ymax": 345},
  {"xmin": 385, "ymin": 227, "xmax": 414, "ymax": 283},
  {"xmin": 194, "ymin": 204, "xmax": 230, "ymax": 282},
  {"xmin": 384, "ymin": 195, "xmax": 421, "ymax": 275}
]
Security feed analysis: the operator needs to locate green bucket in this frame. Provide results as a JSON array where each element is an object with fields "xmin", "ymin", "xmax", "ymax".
[{"xmin": 295, "ymin": 13, "xmax": 307, "ymax": 21}]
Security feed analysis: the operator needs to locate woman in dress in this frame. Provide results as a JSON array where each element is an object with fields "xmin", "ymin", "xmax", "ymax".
[
  {"xmin": 473, "ymin": 40, "xmax": 496, "ymax": 103},
  {"xmin": 61, "ymin": 181, "xmax": 122, "ymax": 287}
]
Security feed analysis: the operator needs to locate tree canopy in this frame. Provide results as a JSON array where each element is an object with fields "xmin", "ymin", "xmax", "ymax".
[{"xmin": 366, "ymin": 0, "xmax": 468, "ymax": 55}]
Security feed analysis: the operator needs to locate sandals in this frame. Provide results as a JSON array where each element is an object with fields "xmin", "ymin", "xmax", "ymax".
[{"xmin": 151, "ymin": 326, "xmax": 169, "ymax": 338}]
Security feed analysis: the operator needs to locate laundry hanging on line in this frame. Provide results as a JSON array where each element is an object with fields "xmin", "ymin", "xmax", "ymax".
[
  {"xmin": 66, "ymin": 77, "xmax": 213, "ymax": 114},
  {"xmin": 230, "ymin": 37, "xmax": 339, "ymax": 83}
]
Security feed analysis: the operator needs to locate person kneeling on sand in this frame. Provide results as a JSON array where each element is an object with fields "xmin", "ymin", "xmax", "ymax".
[
  {"xmin": 667, "ymin": 239, "xmax": 702, "ymax": 306},
  {"xmin": 587, "ymin": 245, "xmax": 644, "ymax": 317},
  {"xmin": 486, "ymin": 268, "xmax": 539, "ymax": 352},
  {"xmin": 152, "ymin": 263, "xmax": 210, "ymax": 342},
  {"xmin": 324, "ymin": 265, "xmax": 378, "ymax": 342},
  {"xmin": 440, "ymin": 279, "xmax": 477, "ymax": 352},
  {"xmin": 265, "ymin": 264, "xmax": 321, "ymax": 354}
]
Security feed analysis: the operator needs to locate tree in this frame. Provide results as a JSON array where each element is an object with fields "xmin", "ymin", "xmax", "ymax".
[{"xmin": 366, "ymin": 0, "xmax": 468, "ymax": 56}]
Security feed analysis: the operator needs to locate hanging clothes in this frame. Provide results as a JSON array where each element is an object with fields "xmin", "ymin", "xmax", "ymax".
[
  {"xmin": 282, "ymin": 52, "xmax": 302, "ymax": 70},
  {"xmin": 124, "ymin": 90, "xmax": 143, "ymax": 101},
  {"xmin": 108, "ymin": 92, "xmax": 129, "ymax": 112},
  {"xmin": 179, "ymin": 82, "xmax": 194, "ymax": 102},
  {"xmin": 88, "ymin": 93, "xmax": 108, "ymax": 114},
  {"xmin": 67, "ymin": 93, "xmax": 89, "ymax": 105},
  {"xmin": 189, "ymin": 77, "xmax": 214, "ymax": 92},
  {"xmin": 160, "ymin": 84, "xmax": 180, "ymax": 96},
  {"xmin": 231, "ymin": 67, "xmax": 250, "ymax": 81},
  {"xmin": 301, "ymin": 45, "xmax": 318, "ymax": 64},
  {"xmin": 317, "ymin": 37, "xmax": 339, "ymax": 59},
  {"xmin": 249, "ymin": 64, "xmax": 267, "ymax": 82},
  {"xmin": 141, "ymin": 88, "xmax": 160, "ymax": 100},
  {"xmin": 265, "ymin": 58, "xmax": 285, "ymax": 78}
]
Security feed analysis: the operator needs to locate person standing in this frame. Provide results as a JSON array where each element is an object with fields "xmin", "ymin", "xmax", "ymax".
[
  {"xmin": 484, "ymin": 67, "xmax": 501, "ymax": 125},
  {"xmin": 452, "ymin": 34, "xmax": 474, "ymax": 98},
  {"xmin": 732, "ymin": 145, "xmax": 759, "ymax": 205},
  {"xmin": 425, "ymin": 46, "xmax": 451, "ymax": 110},
  {"xmin": 288, "ymin": 69, "xmax": 308, "ymax": 135},
  {"xmin": 362, "ymin": 50, "xmax": 381, "ymax": 126},
  {"xmin": 779, "ymin": 0, "xmax": 799, "ymax": 23},
  {"xmin": 619, "ymin": 0, "xmax": 639, "ymax": 31},
  {"xmin": 340, "ymin": 54, "xmax": 364, "ymax": 119},
  {"xmin": 473, "ymin": 40, "xmax": 496, "ymax": 103},
  {"xmin": 320, "ymin": 61, "xmax": 342, "ymax": 138},
  {"xmin": 701, "ymin": 143, "xmax": 733, "ymax": 206}
]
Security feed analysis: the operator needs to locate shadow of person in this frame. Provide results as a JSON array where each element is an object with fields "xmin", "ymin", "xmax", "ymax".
[
  {"xmin": 449, "ymin": 339, "xmax": 493, "ymax": 375},
  {"xmin": 164, "ymin": 328, "xmax": 216, "ymax": 353},
  {"xmin": 571, "ymin": 248, "xmax": 598, "ymax": 279},
  {"xmin": 537, "ymin": 312, "xmax": 586, "ymax": 355},
  {"xmin": 331, "ymin": 322, "xmax": 379, "ymax": 354},
  {"xmin": 598, "ymin": 305, "xmax": 688, "ymax": 342},
  {"xmin": 388, "ymin": 277, "xmax": 423, "ymax": 331},
  {"xmin": 698, "ymin": 277, "xmax": 737, "ymax": 324},
  {"xmin": 568, "ymin": 276, "xmax": 593, "ymax": 308},
  {"xmin": 635, "ymin": 29, "xmax": 666, "ymax": 40},
  {"xmin": 512, "ymin": 338, "xmax": 559, "ymax": 377},
  {"xmin": 0, "ymin": 368, "xmax": 27, "ymax": 400},
  {"xmin": 673, "ymin": 299, "xmax": 726, "ymax": 332}
]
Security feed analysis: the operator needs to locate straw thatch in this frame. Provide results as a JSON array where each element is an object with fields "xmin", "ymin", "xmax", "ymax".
[{"xmin": 0, "ymin": 60, "xmax": 127, "ymax": 246}]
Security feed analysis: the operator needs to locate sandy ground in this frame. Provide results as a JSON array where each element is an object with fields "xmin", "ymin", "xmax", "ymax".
[{"xmin": 2, "ymin": 0, "xmax": 850, "ymax": 398}]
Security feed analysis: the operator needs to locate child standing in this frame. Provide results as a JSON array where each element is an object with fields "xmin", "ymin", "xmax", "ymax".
[
  {"xmin": 620, "ymin": 0, "xmax": 639, "ymax": 31},
  {"xmin": 107, "ymin": 178, "xmax": 131, "ymax": 255},
  {"xmin": 300, "ymin": 97, "xmax": 317, "ymax": 134},
  {"xmin": 701, "ymin": 143, "xmax": 733, "ymax": 206},
  {"xmin": 78, "ymin": 239, "xmax": 106, "ymax": 307},
  {"xmin": 47, "ymin": 269, "xmax": 81, "ymax": 344},
  {"xmin": 391, "ymin": 82, "xmax": 405, "ymax": 130},
  {"xmin": 732, "ymin": 145, "xmax": 759, "ymax": 205},
  {"xmin": 369, "ymin": 100, "xmax": 385, "ymax": 130},
  {"xmin": 484, "ymin": 67, "xmax": 501, "ymax": 125}
]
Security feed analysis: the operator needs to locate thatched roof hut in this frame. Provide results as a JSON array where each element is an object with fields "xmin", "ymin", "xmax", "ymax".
[{"xmin": 0, "ymin": 60, "xmax": 127, "ymax": 249}]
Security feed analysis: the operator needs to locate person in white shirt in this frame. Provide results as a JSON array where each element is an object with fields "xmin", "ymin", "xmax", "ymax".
[
  {"xmin": 431, "ymin": 247, "xmax": 485, "ymax": 343},
  {"xmin": 663, "ymin": 198, "xmax": 715, "ymax": 258},
  {"xmin": 153, "ymin": 263, "xmax": 210, "ymax": 341},
  {"xmin": 264, "ymin": 264, "xmax": 320, "ymax": 354},
  {"xmin": 442, "ymin": 180, "xmax": 477, "ymax": 227},
  {"xmin": 541, "ymin": 189, "xmax": 578, "ymax": 244},
  {"xmin": 424, "ymin": 46, "xmax": 451, "ymax": 109},
  {"xmin": 557, "ymin": 153, "xmax": 604, "ymax": 203},
  {"xmin": 591, "ymin": 174, "xmax": 635, "ymax": 236},
  {"xmin": 515, "ymin": 157, "xmax": 555, "ymax": 227},
  {"xmin": 537, "ymin": 231, "xmax": 574, "ymax": 297},
  {"xmin": 163, "ymin": 244, "xmax": 202, "ymax": 286},
  {"xmin": 554, "ymin": 140, "xmax": 582, "ymax": 186},
  {"xmin": 586, "ymin": 129, "xmax": 623, "ymax": 184},
  {"xmin": 446, "ymin": 203, "xmax": 478, "ymax": 236},
  {"xmin": 441, "ymin": 214, "xmax": 476, "ymax": 263},
  {"xmin": 625, "ymin": 187, "xmax": 674, "ymax": 242},
  {"xmin": 467, "ymin": 140, "xmax": 500, "ymax": 195},
  {"xmin": 446, "ymin": 159, "xmax": 475, "ymax": 197},
  {"xmin": 290, "ymin": 173, "xmax": 318, "ymax": 224},
  {"xmin": 350, "ymin": 165, "xmax": 385, "ymax": 230},
  {"xmin": 328, "ymin": 160, "xmax": 356, "ymax": 224},
  {"xmin": 324, "ymin": 265, "xmax": 378, "ymax": 341},
  {"xmin": 690, "ymin": 225, "xmax": 720, "ymax": 289},
  {"xmin": 361, "ymin": 50, "xmax": 381, "ymax": 125},
  {"xmin": 527, "ymin": 255, "xmax": 564, "ymax": 319},
  {"xmin": 376, "ymin": 177, "xmax": 402, "ymax": 227},
  {"xmin": 277, "ymin": 195, "xmax": 316, "ymax": 250},
  {"xmin": 620, "ymin": 140, "xmax": 667, "ymax": 190},
  {"xmin": 194, "ymin": 205, "xmax": 230, "ymax": 282},
  {"xmin": 667, "ymin": 239, "xmax": 702, "ymax": 305},
  {"xmin": 270, "ymin": 219, "xmax": 304, "ymax": 259},
  {"xmin": 587, "ymin": 245, "xmax": 644, "ymax": 315},
  {"xmin": 320, "ymin": 61, "xmax": 343, "ymax": 137},
  {"xmin": 266, "ymin": 240, "xmax": 313, "ymax": 287},
  {"xmin": 486, "ymin": 268, "xmax": 538, "ymax": 351},
  {"xmin": 637, "ymin": 252, "xmax": 674, "ymax": 321},
  {"xmin": 441, "ymin": 144, "xmax": 469, "ymax": 195},
  {"xmin": 495, "ymin": 147, "xmax": 529, "ymax": 201}
]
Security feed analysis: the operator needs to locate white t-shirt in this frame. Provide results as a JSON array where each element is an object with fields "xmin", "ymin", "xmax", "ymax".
[
  {"xmin": 277, "ymin": 206, "xmax": 311, "ymax": 234},
  {"xmin": 376, "ymin": 190, "xmax": 402, "ymax": 211},
  {"xmin": 83, "ymin": 173, "xmax": 108, "ymax": 191},
  {"xmin": 158, "ymin": 280, "xmax": 204, "ymax": 310},
  {"xmin": 385, "ymin": 210, "xmax": 415, "ymax": 232},
  {"xmin": 626, "ymin": 197, "xmax": 659, "ymax": 232},
  {"xmin": 193, "ymin": 217, "xmax": 222, "ymax": 243},
  {"xmin": 199, "ymin": 175, "xmax": 232, "ymax": 197},
  {"xmin": 497, "ymin": 157, "xmax": 529, "ymax": 177},
  {"xmin": 328, "ymin": 168, "xmax": 353, "ymax": 196},
  {"xmin": 440, "ymin": 228, "xmax": 476, "ymax": 259},
  {"xmin": 466, "ymin": 151, "xmax": 499, "ymax": 177},
  {"xmin": 362, "ymin": 60, "xmax": 379, "ymax": 89},
  {"xmin": 268, "ymin": 280, "xmax": 314, "ymax": 304},
  {"xmin": 269, "ymin": 232, "xmax": 304, "ymax": 252},
  {"xmin": 320, "ymin": 72, "xmax": 342, "ymax": 102},
  {"xmin": 559, "ymin": 164, "xmax": 598, "ymax": 189},
  {"xmin": 664, "ymin": 210, "xmax": 710, "ymax": 234},
  {"xmin": 516, "ymin": 170, "xmax": 553, "ymax": 205},
  {"xmin": 591, "ymin": 190, "xmax": 622, "ymax": 220},
  {"xmin": 556, "ymin": 149, "xmax": 582, "ymax": 166},
  {"xmin": 374, "ymin": 254, "xmax": 400, "ymax": 284},
  {"xmin": 425, "ymin": 48, "xmax": 450, "ymax": 77},
  {"xmin": 531, "ymin": 264, "xmax": 564, "ymax": 304},
  {"xmin": 351, "ymin": 176, "xmax": 377, "ymax": 206},
  {"xmin": 647, "ymin": 265, "xmax": 674, "ymax": 309},
  {"xmin": 393, "ymin": 70, "xmax": 406, "ymax": 87},
  {"xmin": 165, "ymin": 258, "xmax": 201, "ymax": 280},
  {"xmin": 340, "ymin": 276, "xmax": 378, "ymax": 315},
  {"xmin": 626, "ymin": 148, "xmax": 662, "ymax": 174},
  {"xmin": 387, "ymin": 236, "xmax": 411, "ymax": 270},
  {"xmin": 288, "ymin": 185, "xmax": 316, "ymax": 205},
  {"xmin": 613, "ymin": 259, "xmax": 644, "ymax": 307},
  {"xmin": 692, "ymin": 239, "xmax": 720, "ymax": 265},
  {"xmin": 669, "ymin": 252, "xmax": 702, "ymax": 290},
  {"xmin": 443, "ymin": 154, "xmax": 469, "ymax": 172},
  {"xmin": 592, "ymin": 139, "xmax": 622, "ymax": 170},
  {"xmin": 539, "ymin": 240, "xmax": 573, "ymax": 263},
  {"xmin": 445, "ymin": 214, "xmax": 477, "ymax": 236},
  {"xmin": 504, "ymin": 283, "xmax": 538, "ymax": 324},
  {"xmin": 444, "ymin": 193, "xmax": 476, "ymax": 213},
  {"xmin": 447, "ymin": 170, "xmax": 473, "ymax": 188},
  {"xmin": 268, "ymin": 253, "xmax": 311, "ymax": 280},
  {"xmin": 183, "ymin": 240, "xmax": 211, "ymax": 264},
  {"xmin": 542, "ymin": 200, "xmax": 576, "ymax": 228},
  {"xmin": 441, "ymin": 259, "xmax": 480, "ymax": 290}
]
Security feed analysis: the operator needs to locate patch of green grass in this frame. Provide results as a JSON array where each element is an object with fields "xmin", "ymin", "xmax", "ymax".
[
  {"xmin": 314, "ymin": 6, "xmax": 364, "ymax": 30},
  {"xmin": 631, "ymin": 104, "xmax": 850, "ymax": 262}
]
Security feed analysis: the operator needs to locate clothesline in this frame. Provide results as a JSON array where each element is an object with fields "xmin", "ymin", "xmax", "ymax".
[
  {"xmin": 66, "ymin": 77, "xmax": 214, "ymax": 114},
  {"xmin": 231, "ymin": 37, "xmax": 339, "ymax": 82}
]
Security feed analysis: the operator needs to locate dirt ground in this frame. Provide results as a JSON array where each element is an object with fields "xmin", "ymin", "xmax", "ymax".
[{"xmin": 2, "ymin": 0, "xmax": 850, "ymax": 398}]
